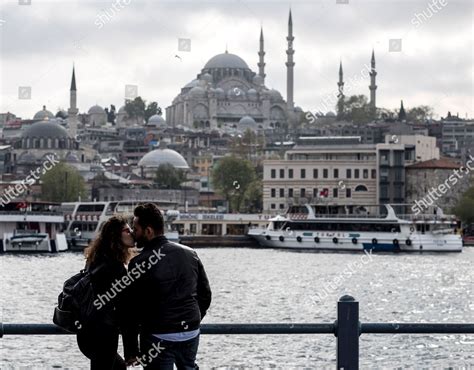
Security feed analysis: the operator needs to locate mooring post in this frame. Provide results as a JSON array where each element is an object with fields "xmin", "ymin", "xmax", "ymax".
[{"xmin": 336, "ymin": 295, "xmax": 359, "ymax": 369}]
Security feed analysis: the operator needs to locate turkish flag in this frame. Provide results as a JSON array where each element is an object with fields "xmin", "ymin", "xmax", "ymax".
[
  {"xmin": 319, "ymin": 189, "xmax": 328, "ymax": 198},
  {"xmin": 16, "ymin": 202, "xmax": 28, "ymax": 209}
]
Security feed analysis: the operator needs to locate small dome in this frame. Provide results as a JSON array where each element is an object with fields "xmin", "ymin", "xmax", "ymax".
[
  {"xmin": 22, "ymin": 120, "xmax": 71, "ymax": 139},
  {"xmin": 118, "ymin": 105, "xmax": 126, "ymax": 114},
  {"xmin": 66, "ymin": 153, "xmax": 79, "ymax": 162},
  {"xmin": 148, "ymin": 114, "xmax": 166, "ymax": 126},
  {"xmin": 204, "ymin": 52, "xmax": 249, "ymax": 70},
  {"xmin": 88, "ymin": 105, "xmax": 106, "ymax": 114},
  {"xmin": 295, "ymin": 106, "xmax": 304, "ymax": 112},
  {"xmin": 138, "ymin": 149, "xmax": 189, "ymax": 169},
  {"xmin": 214, "ymin": 87, "xmax": 225, "ymax": 98},
  {"xmin": 253, "ymin": 75, "xmax": 264, "ymax": 86},
  {"xmin": 269, "ymin": 89, "xmax": 283, "ymax": 101},
  {"xmin": 33, "ymin": 106, "xmax": 54, "ymax": 120},
  {"xmin": 189, "ymin": 86, "xmax": 205, "ymax": 97},
  {"xmin": 326, "ymin": 111, "xmax": 336, "ymax": 117},
  {"xmin": 184, "ymin": 79, "xmax": 200, "ymax": 89},
  {"xmin": 239, "ymin": 116, "xmax": 257, "ymax": 126},
  {"xmin": 201, "ymin": 73, "xmax": 213, "ymax": 83},
  {"xmin": 247, "ymin": 88, "xmax": 257, "ymax": 100},
  {"xmin": 18, "ymin": 152, "xmax": 37, "ymax": 164}
]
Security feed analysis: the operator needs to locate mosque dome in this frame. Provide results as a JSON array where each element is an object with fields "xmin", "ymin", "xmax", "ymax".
[
  {"xmin": 184, "ymin": 79, "xmax": 200, "ymax": 89},
  {"xmin": 214, "ymin": 87, "xmax": 225, "ymax": 98},
  {"xmin": 66, "ymin": 153, "xmax": 80, "ymax": 162},
  {"xmin": 88, "ymin": 105, "xmax": 106, "ymax": 114},
  {"xmin": 148, "ymin": 114, "xmax": 166, "ymax": 126},
  {"xmin": 33, "ymin": 106, "xmax": 55, "ymax": 120},
  {"xmin": 326, "ymin": 111, "xmax": 336, "ymax": 117},
  {"xmin": 22, "ymin": 120, "xmax": 71, "ymax": 139},
  {"xmin": 239, "ymin": 115, "xmax": 257, "ymax": 127},
  {"xmin": 118, "ymin": 105, "xmax": 126, "ymax": 114},
  {"xmin": 204, "ymin": 51, "xmax": 249, "ymax": 70},
  {"xmin": 269, "ymin": 89, "xmax": 283, "ymax": 101},
  {"xmin": 253, "ymin": 75, "xmax": 264, "ymax": 86},
  {"xmin": 201, "ymin": 73, "xmax": 213, "ymax": 83},
  {"xmin": 189, "ymin": 86, "xmax": 205, "ymax": 98},
  {"xmin": 247, "ymin": 88, "xmax": 258, "ymax": 100},
  {"xmin": 138, "ymin": 149, "xmax": 189, "ymax": 169}
]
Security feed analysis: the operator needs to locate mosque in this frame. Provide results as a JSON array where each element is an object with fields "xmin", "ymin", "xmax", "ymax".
[{"xmin": 165, "ymin": 11, "xmax": 305, "ymax": 132}]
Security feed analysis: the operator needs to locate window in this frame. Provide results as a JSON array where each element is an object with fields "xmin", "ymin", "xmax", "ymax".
[
  {"xmin": 288, "ymin": 188, "xmax": 293, "ymax": 197},
  {"xmin": 279, "ymin": 204, "xmax": 285, "ymax": 209},
  {"xmin": 355, "ymin": 169, "xmax": 360, "ymax": 179},
  {"xmin": 323, "ymin": 169, "xmax": 328, "ymax": 178},
  {"xmin": 271, "ymin": 203, "xmax": 276, "ymax": 209},
  {"xmin": 271, "ymin": 169, "xmax": 276, "ymax": 179},
  {"xmin": 271, "ymin": 189, "xmax": 276, "ymax": 197},
  {"xmin": 371, "ymin": 169, "xmax": 376, "ymax": 179},
  {"xmin": 363, "ymin": 169, "xmax": 368, "ymax": 179},
  {"xmin": 346, "ymin": 169, "xmax": 352, "ymax": 179},
  {"xmin": 301, "ymin": 169, "xmax": 306, "ymax": 179},
  {"xmin": 355, "ymin": 185, "xmax": 368, "ymax": 192},
  {"xmin": 289, "ymin": 169, "xmax": 293, "ymax": 178},
  {"xmin": 279, "ymin": 188, "xmax": 284, "ymax": 197},
  {"xmin": 346, "ymin": 188, "xmax": 351, "ymax": 198},
  {"xmin": 313, "ymin": 169, "xmax": 318, "ymax": 178},
  {"xmin": 313, "ymin": 188, "xmax": 318, "ymax": 197},
  {"xmin": 280, "ymin": 169, "xmax": 285, "ymax": 178},
  {"xmin": 333, "ymin": 188, "xmax": 338, "ymax": 198},
  {"xmin": 301, "ymin": 188, "xmax": 306, "ymax": 197},
  {"xmin": 334, "ymin": 169, "xmax": 339, "ymax": 178}
]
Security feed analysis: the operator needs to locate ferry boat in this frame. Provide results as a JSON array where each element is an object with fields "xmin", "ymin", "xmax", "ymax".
[
  {"xmin": 61, "ymin": 200, "xmax": 180, "ymax": 250},
  {"xmin": 0, "ymin": 201, "xmax": 68, "ymax": 253},
  {"xmin": 247, "ymin": 204, "xmax": 462, "ymax": 252}
]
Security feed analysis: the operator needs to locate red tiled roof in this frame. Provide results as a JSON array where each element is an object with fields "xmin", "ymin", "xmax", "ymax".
[{"xmin": 407, "ymin": 157, "xmax": 460, "ymax": 169}]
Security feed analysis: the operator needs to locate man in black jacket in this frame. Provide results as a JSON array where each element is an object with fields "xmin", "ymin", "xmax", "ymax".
[{"xmin": 126, "ymin": 203, "xmax": 212, "ymax": 369}]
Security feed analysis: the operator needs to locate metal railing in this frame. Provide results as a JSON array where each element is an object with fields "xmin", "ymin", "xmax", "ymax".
[{"xmin": 1, "ymin": 295, "xmax": 473, "ymax": 369}]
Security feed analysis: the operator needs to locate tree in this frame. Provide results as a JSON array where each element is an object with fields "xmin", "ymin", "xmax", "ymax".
[
  {"xmin": 339, "ymin": 95, "xmax": 373, "ymax": 123},
  {"xmin": 41, "ymin": 162, "xmax": 86, "ymax": 202},
  {"xmin": 106, "ymin": 104, "xmax": 116, "ymax": 124},
  {"xmin": 406, "ymin": 105, "xmax": 434, "ymax": 123},
  {"xmin": 145, "ymin": 101, "xmax": 162, "ymax": 122},
  {"xmin": 241, "ymin": 179, "xmax": 263, "ymax": 213},
  {"xmin": 154, "ymin": 164, "xmax": 186, "ymax": 189},
  {"xmin": 453, "ymin": 187, "xmax": 474, "ymax": 225},
  {"xmin": 211, "ymin": 156, "xmax": 257, "ymax": 212}
]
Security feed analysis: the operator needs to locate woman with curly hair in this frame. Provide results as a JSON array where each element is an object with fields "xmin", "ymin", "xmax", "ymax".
[{"xmin": 76, "ymin": 215, "xmax": 139, "ymax": 369}]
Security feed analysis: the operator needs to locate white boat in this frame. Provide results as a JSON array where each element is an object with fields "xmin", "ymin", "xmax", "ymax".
[
  {"xmin": 61, "ymin": 200, "xmax": 180, "ymax": 249},
  {"xmin": 247, "ymin": 204, "xmax": 462, "ymax": 252},
  {"xmin": 0, "ymin": 201, "xmax": 68, "ymax": 253}
]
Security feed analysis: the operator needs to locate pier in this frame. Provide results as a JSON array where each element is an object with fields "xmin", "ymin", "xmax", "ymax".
[{"xmin": 2, "ymin": 295, "xmax": 473, "ymax": 369}]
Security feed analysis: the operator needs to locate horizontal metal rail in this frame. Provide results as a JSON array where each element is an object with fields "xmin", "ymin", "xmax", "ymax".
[{"xmin": 2, "ymin": 296, "xmax": 473, "ymax": 369}]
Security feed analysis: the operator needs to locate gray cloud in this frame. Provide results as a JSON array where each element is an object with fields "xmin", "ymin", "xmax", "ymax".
[{"xmin": 0, "ymin": 0, "xmax": 472, "ymax": 119}]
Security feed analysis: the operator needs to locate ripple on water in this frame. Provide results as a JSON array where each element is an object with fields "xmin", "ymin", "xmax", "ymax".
[{"xmin": 0, "ymin": 249, "xmax": 473, "ymax": 368}]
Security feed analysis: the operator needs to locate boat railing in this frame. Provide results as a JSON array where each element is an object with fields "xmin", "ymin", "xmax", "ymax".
[
  {"xmin": 1, "ymin": 295, "xmax": 472, "ymax": 368},
  {"xmin": 0, "ymin": 211, "xmax": 63, "ymax": 216},
  {"xmin": 396, "ymin": 214, "xmax": 456, "ymax": 222}
]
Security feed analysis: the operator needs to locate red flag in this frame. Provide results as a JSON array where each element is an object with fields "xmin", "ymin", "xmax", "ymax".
[
  {"xmin": 16, "ymin": 202, "xmax": 28, "ymax": 209},
  {"xmin": 319, "ymin": 189, "xmax": 328, "ymax": 198}
]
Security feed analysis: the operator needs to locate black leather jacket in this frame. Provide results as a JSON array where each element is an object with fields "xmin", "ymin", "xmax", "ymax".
[{"xmin": 126, "ymin": 235, "xmax": 212, "ymax": 337}]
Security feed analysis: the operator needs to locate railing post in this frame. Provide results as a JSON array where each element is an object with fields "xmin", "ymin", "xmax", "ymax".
[{"xmin": 336, "ymin": 295, "xmax": 359, "ymax": 370}]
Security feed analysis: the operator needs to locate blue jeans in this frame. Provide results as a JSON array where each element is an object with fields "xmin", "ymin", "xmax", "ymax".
[{"xmin": 139, "ymin": 334, "xmax": 200, "ymax": 370}]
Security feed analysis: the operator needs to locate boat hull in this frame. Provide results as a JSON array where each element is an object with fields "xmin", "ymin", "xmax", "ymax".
[{"xmin": 248, "ymin": 230, "xmax": 462, "ymax": 252}]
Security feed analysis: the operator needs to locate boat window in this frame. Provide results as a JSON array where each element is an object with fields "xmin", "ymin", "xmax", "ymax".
[
  {"xmin": 287, "ymin": 222, "xmax": 400, "ymax": 232},
  {"xmin": 77, "ymin": 204, "xmax": 105, "ymax": 212}
]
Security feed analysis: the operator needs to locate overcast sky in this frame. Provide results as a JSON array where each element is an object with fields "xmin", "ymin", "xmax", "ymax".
[{"xmin": 0, "ymin": 0, "xmax": 472, "ymax": 120}]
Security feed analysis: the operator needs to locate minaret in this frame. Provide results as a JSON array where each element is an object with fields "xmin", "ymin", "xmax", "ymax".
[
  {"xmin": 398, "ymin": 100, "xmax": 407, "ymax": 121},
  {"xmin": 286, "ymin": 9, "xmax": 295, "ymax": 110},
  {"xmin": 369, "ymin": 49, "xmax": 377, "ymax": 116},
  {"xmin": 258, "ymin": 27, "xmax": 266, "ymax": 83},
  {"xmin": 68, "ymin": 65, "xmax": 78, "ymax": 138},
  {"xmin": 337, "ymin": 61, "xmax": 345, "ymax": 118}
]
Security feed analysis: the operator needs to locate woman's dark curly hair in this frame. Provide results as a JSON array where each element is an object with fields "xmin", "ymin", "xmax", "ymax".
[{"xmin": 85, "ymin": 215, "xmax": 132, "ymax": 265}]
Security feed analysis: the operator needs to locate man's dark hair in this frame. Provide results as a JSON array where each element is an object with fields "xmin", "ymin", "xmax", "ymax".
[{"xmin": 134, "ymin": 203, "xmax": 164, "ymax": 234}]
